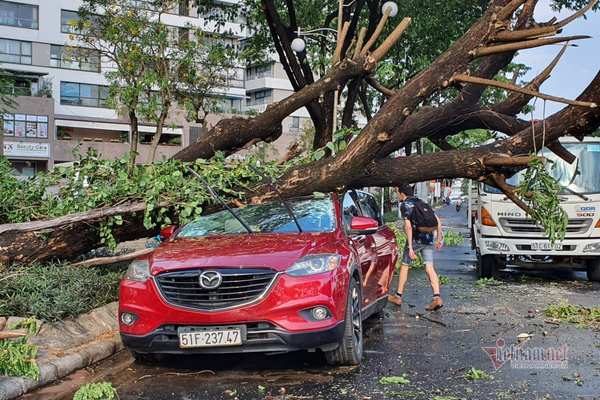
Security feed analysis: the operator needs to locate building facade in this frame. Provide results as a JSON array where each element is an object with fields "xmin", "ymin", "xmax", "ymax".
[{"xmin": 0, "ymin": 0, "xmax": 310, "ymax": 177}]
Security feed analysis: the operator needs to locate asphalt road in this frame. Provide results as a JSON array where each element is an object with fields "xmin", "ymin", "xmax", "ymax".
[{"xmin": 28, "ymin": 205, "xmax": 600, "ymax": 400}]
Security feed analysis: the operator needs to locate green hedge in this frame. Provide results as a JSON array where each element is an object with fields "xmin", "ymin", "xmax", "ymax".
[{"xmin": 0, "ymin": 264, "xmax": 123, "ymax": 322}]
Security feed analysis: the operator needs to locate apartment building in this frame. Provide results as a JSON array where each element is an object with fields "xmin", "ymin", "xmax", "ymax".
[{"xmin": 0, "ymin": 0, "xmax": 310, "ymax": 177}]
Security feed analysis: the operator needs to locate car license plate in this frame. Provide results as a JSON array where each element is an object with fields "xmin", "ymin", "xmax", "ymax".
[
  {"xmin": 178, "ymin": 327, "xmax": 242, "ymax": 348},
  {"xmin": 531, "ymin": 242, "xmax": 562, "ymax": 251}
]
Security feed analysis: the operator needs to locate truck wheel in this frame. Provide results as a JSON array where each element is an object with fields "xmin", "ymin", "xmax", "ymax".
[
  {"xmin": 325, "ymin": 278, "xmax": 363, "ymax": 366},
  {"xmin": 586, "ymin": 259, "xmax": 600, "ymax": 282},
  {"xmin": 479, "ymin": 255, "xmax": 498, "ymax": 278}
]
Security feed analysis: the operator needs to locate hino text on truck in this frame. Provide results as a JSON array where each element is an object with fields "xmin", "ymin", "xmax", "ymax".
[{"xmin": 470, "ymin": 137, "xmax": 600, "ymax": 282}]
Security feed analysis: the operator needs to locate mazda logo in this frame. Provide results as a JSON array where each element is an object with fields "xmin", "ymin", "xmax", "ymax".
[{"xmin": 199, "ymin": 270, "xmax": 222, "ymax": 290}]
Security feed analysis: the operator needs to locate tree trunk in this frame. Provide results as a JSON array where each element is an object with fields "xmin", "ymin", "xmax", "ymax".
[
  {"xmin": 0, "ymin": 203, "xmax": 160, "ymax": 265},
  {"xmin": 149, "ymin": 108, "xmax": 169, "ymax": 163},
  {"xmin": 128, "ymin": 110, "xmax": 140, "ymax": 176}
]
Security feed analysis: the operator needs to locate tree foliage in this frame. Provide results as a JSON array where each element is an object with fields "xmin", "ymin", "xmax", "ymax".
[{"xmin": 75, "ymin": 0, "xmax": 236, "ymax": 170}]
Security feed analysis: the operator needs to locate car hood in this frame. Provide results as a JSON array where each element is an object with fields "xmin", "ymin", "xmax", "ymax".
[{"xmin": 149, "ymin": 232, "xmax": 340, "ymax": 274}]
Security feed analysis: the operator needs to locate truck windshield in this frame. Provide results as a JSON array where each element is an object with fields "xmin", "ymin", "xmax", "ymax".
[
  {"xmin": 484, "ymin": 143, "xmax": 600, "ymax": 195},
  {"xmin": 177, "ymin": 197, "xmax": 335, "ymax": 237}
]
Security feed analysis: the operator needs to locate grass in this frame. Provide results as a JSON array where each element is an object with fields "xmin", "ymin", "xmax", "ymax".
[
  {"xmin": 443, "ymin": 230, "xmax": 464, "ymax": 247},
  {"xmin": 73, "ymin": 382, "xmax": 118, "ymax": 400},
  {"xmin": 544, "ymin": 301, "xmax": 600, "ymax": 330},
  {"xmin": 464, "ymin": 367, "xmax": 491, "ymax": 381},
  {"xmin": 475, "ymin": 277, "xmax": 503, "ymax": 288},
  {"xmin": 0, "ymin": 263, "xmax": 124, "ymax": 322},
  {"xmin": 0, "ymin": 318, "xmax": 40, "ymax": 379},
  {"xmin": 379, "ymin": 374, "xmax": 411, "ymax": 385}
]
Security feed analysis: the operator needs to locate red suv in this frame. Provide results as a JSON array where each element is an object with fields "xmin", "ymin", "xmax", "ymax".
[{"xmin": 119, "ymin": 191, "xmax": 397, "ymax": 365}]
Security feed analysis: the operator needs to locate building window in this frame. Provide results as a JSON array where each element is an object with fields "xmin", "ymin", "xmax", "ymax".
[
  {"xmin": 51, "ymin": 45, "xmax": 101, "ymax": 72},
  {"xmin": 60, "ymin": 81, "xmax": 109, "ymax": 108},
  {"xmin": 291, "ymin": 116, "xmax": 300, "ymax": 130},
  {"xmin": 61, "ymin": 10, "xmax": 99, "ymax": 34},
  {"xmin": 247, "ymin": 89, "xmax": 272, "ymax": 106},
  {"xmin": 0, "ymin": 38, "xmax": 31, "ymax": 64},
  {"xmin": 0, "ymin": 76, "xmax": 32, "ymax": 96},
  {"xmin": 61, "ymin": 10, "xmax": 79, "ymax": 33},
  {"xmin": 2, "ymin": 113, "xmax": 47, "ymax": 138},
  {"xmin": 246, "ymin": 64, "xmax": 273, "ymax": 80},
  {"xmin": 0, "ymin": 1, "xmax": 38, "ymax": 29}
]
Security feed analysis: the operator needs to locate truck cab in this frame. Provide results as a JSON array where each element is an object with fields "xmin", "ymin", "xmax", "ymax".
[{"xmin": 471, "ymin": 137, "xmax": 600, "ymax": 282}]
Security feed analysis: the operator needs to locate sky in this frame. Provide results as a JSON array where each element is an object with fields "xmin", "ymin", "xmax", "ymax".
[{"xmin": 513, "ymin": 0, "xmax": 600, "ymax": 119}]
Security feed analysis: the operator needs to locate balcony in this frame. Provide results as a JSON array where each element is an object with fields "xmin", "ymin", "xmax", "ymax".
[{"xmin": 53, "ymin": 126, "xmax": 183, "ymax": 163}]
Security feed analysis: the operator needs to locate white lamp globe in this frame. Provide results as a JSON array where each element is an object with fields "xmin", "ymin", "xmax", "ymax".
[
  {"xmin": 382, "ymin": 1, "xmax": 398, "ymax": 17},
  {"xmin": 291, "ymin": 37, "xmax": 306, "ymax": 53}
]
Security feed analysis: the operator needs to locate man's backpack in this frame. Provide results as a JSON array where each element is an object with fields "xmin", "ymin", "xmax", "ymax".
[{"xmin": 409, "ymin": 198, "xmax": 438, "ymax": 233}]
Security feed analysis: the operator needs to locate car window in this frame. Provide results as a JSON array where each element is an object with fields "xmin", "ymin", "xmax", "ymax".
[
  {"xmin": 342, "ymin": 192, "xmax": 361, "ymax": 229},
  {"xmin": 177, "ymin": 197, "xmax": 335, "ymax": 237},
  {"xmin": 357, "ymin": 192, "xmax": 382, "ymax": 226}
]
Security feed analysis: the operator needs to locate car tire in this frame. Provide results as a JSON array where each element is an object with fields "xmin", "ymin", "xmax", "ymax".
[
  {"xmin": 131, "ymin": 351, "xmax": 158, "ymax": 364},
  {"xmin": 325, "ymin": 277, "xmax": 363, "ymax": 366},
  {"xmin": 479, "ymin": 255, "xmax": 498, "ymax": 278},
  {"xmin": 586, "ymin": 258, "xmax": 600, "ymax": 282}
]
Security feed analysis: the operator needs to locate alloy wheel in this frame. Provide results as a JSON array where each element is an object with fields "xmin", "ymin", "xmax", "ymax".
[{"xmin": 351, "ymin": 285, "xmax": 363, "ymax": 350}]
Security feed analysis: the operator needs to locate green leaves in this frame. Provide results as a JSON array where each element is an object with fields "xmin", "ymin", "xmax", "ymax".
[
  {"xmin": 0, "ymin": 149, "xmax": 285, "ymax": 250},
  {"xmin": 73, "ymin": 382, "xmax": 118, "ymax": 400},
  {"xmin": 0, "ymin": 318, "xmax": 39, "ymax": 379},
  {"xmin": 516, "ymin": 158, "xmax": 568, "ymax": 244}
]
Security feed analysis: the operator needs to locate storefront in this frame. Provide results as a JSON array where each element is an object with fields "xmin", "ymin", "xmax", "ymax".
[{"xmin": 3, "ymin": 140, "xmax": 51, "ymax": 178}]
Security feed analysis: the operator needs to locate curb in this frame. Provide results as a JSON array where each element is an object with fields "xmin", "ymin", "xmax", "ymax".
[{"xmin": 0, "ymin": 303, "xmax": 123, "ymax": 400}]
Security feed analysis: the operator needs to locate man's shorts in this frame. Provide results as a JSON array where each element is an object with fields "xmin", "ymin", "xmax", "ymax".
[{"xmin": 402, "ymin": 241, "xmax": 434, "ymax": 265}]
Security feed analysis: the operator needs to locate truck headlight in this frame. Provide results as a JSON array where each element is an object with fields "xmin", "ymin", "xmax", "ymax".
[
  {"xmin": 583, "ymin": 243, "xmax": 600, "ymax": 253},
  {"xmin": 124, "ymin": 259, "xmax": 151, "ymax": 281},
  {"xmin": 485, "ymin": 241, "xmax": 509, "ymax": 252},
  {"xmin": 286, "ymin": 254, "xmax": 341, "ymax": 276}
]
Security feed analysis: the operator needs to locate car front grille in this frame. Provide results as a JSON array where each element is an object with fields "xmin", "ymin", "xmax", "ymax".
[
  {"xmin": 155, "ymin": 268, "xmax": 278, "ymax": 311},
  {"xmin": 499, "ymin": 218, "xmax": 592, "ymax": 234}
]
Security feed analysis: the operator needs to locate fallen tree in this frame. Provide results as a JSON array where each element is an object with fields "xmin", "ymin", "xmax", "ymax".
[{"xmin": 1, "ymin": 0, "xmax": 599, "ymax": 265}]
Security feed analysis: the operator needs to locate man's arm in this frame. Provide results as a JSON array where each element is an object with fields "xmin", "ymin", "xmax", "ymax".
[
  {"xmin": 404, "ymin": 219, "xmax": 417, "ymax": 260},
  {"xmin": 435, "ymin": 215, "xmax": 443, "ymax": 249}
]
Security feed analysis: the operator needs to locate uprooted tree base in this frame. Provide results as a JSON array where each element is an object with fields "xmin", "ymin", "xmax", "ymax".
[{"xmin": 1, "ymin": 0, "xmax": 599, "ymax": 265}]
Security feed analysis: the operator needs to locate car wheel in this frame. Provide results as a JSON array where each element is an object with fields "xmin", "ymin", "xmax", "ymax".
[
  {"xmin": 325, "ymin": 277, "xmax": 363, "ymax": 366},
  {"xmin": 586, "ymin": 258, "xmax": 600, "ymax": 282},
  {"xmin": 479, "ymin": 255, "xmax": 498, "ymax": 278},
  {"xmin": 131, "ymin": 351, "xmax": 158, "ymax": 364}
]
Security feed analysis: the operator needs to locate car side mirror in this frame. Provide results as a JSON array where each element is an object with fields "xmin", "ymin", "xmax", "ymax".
[
  {"xmin": 159, "ymin": 225, "xmax": 177, "ymax": 241},
  {"xmin": 350, "ymin": 216, "xmax": 379, "ymax": 234}
]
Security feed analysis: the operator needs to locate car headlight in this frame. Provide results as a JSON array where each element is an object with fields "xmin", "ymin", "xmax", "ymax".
[
  {"xmin": 124, "ymin": 259, "xmax": 151, "ymax": 281},
  {"xmin": 583, "ymin": 242, "xmax": 600, "ymax": 253},
  {"xmin": 286, "ymin": 254, "xmax": 341, "ymax": 276}
]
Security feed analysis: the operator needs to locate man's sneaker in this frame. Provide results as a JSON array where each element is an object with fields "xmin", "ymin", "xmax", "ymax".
[
  {"xmin": 388, "ymin": 294, "xmax": 403, "ymax": 306},
  {"xmin": 425, "ymin": 296, "xmax": 443, "ymax": 311}
]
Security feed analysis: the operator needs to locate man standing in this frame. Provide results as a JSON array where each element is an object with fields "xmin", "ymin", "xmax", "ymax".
[{"xmin": 388, "ymin": 184, "xmax": 444, "ymax": 311}]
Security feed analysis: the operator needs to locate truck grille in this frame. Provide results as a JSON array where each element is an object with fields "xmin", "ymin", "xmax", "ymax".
[
  {"xmin": 499, "ymin": 218, "xmax": 592, "ymax": 234},
  {"xmin": 155, "ymin": 268, "xmax": 278, "ymax": 311}
]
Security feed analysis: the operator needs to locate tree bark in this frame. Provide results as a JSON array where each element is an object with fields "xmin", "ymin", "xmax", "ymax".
[
  {"xmin": 173, "ymin": 56, "xmax": 370, "ymax": 161},
  {"xmin": 149, "ymin": 107, "xmax": 169, "ymax": 163},
  {"xmin": 128, "ymin": 110, "xmax": 140, "ymax": 176}
]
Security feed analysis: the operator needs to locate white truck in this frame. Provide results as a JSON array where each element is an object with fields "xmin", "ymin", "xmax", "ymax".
[{"xmin": 470, "ymin": 137, "xmax": 600, "ymax": 282}]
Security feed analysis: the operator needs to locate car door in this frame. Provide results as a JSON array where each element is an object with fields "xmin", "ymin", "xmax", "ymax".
[
  {"xmin": 356, "ymin": 191, "xmax": 397, "ymax": 299},
  {"xmin": 342, "ymin": 191, "xmax": 377, "ymax": 306}
]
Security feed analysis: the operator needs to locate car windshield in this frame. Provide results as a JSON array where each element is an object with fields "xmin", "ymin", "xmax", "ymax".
[
  {"xmin": 177, "ymin": 197, "xmax": 335, "ymax": 237},
  {"xmin": 484, "ymin": 143, "xmax": 600, "ymax": 195}
]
